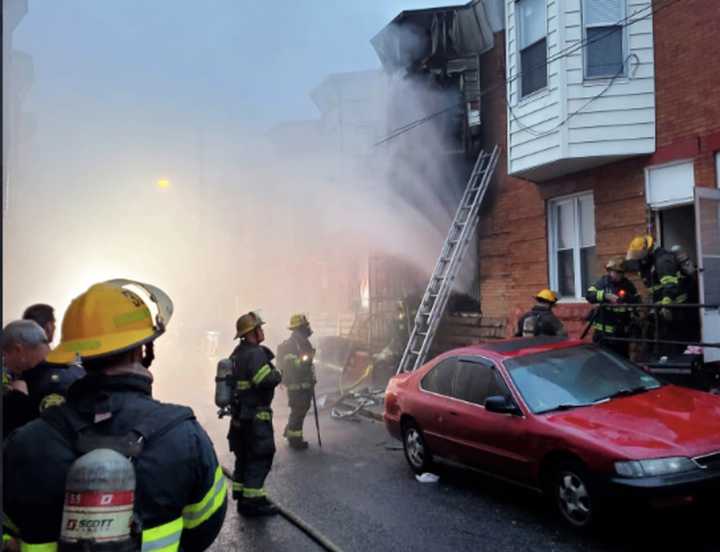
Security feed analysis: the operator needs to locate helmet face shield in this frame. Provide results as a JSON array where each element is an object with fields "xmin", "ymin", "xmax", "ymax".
[
  {"xmin": 105, "ymin": 279, "xmax": 174, "ymax": 333},
  {"xmin": 47, "ymin": 279, "xmax": 173, "ymax": 364}
]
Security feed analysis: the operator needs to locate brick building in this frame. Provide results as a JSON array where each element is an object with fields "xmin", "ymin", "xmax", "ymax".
[{"xmin": 374, "ymin": 0, "xmax": 720, "ymax": 352}]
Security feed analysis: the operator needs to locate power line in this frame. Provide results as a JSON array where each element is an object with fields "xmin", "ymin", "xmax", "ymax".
[
  {"xmin": 374, "ymin": 0, "xmax": 678, "ymax": 146},
  {"xmin": 508, "ymin": 53, "xmax": 640, "ymax": 138}
]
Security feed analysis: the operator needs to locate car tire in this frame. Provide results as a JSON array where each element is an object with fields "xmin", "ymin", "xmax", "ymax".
[
  {"xmin": 551, "ymin": 461, "xmax": 596, "ymax": 530},
  {"xmin": 402, "ymin": 420, "xmax": 433, "ymax": 474}
]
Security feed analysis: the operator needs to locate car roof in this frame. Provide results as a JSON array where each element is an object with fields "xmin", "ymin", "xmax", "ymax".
[{"xmin": 444, "ymin": 337, "xmax": 586, "ymax": 362}]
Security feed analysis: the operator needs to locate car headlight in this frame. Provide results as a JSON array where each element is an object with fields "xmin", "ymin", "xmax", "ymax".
[{"xmin": 614, "ymin": 457, "xmax": 696, "ymax": 478}]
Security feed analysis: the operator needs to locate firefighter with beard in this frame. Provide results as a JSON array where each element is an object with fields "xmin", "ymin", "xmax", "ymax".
[
  {"xmin": 227, "ymin": 311, "xmax": 282, "ymax": 516},
  {"xmin": 278, "ymin": 314, "xmax": 316, "ymax": 450}
]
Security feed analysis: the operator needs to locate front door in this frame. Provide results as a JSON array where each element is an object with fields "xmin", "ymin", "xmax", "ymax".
[{"xmin": 694, "ymin": 187, "xmax": 720, "ymax": 362}]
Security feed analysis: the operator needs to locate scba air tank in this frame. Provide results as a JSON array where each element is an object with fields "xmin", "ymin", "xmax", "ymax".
[
  {"xmin": 59, "ymin": 449, "xmax": 138, "ymax": 551},
  {"xmin": 215, "ymin": 358, "xmax": 234, "ymax": 408}
]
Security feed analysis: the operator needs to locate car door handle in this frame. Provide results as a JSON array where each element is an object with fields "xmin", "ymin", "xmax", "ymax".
[{"xmin": 449, "ymin": 410, "xmax": 460, "ymax": 416}]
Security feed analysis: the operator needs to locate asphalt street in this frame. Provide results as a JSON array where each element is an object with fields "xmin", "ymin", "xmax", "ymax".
[{"xmin": 194, "ymin": 386, "xmax": 718, "ymax": 552}]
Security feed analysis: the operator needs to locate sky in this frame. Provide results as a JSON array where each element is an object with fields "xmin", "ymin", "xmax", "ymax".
[
  {"xmin": 5, "ymin": 0, "xmax": 469, "ymax": 356},
  {"xmin": 12, "ymin": 0, "xmax": 456, "ymax": 131},
  {"xmin": 4, "ymin": 1, "xmax": 492, "ymax": 408}
]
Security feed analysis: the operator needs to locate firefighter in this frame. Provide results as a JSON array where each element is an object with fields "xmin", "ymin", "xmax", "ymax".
[
  {"xmin": 515, "ymin": 289, "xmax": 568, "ymax": 338},
  {"xmin": 3, "ymin": 280, "xmax": 227, "ymax": 551},
  {"xmin": 22, "ymin": 303, "xmax": 57, "ymax": 343},
  {"xmin": 371, "ymin": 301, "xmax": 411, "ymax": 387},
  {"xmin": 278, "ymin": 314, "xmax": 316, "ymax": 450},
  {"xmin": 625, "ymin": 234, "xmax": 697, "ymax": 352},
  {"xmin": 227, "ymin": 311, "xmax": 282, "ymax": 516},
  {"xmin": 1, "ymin": 317, "xmax": 85, "ymax": 418},
  {"xmin": 586, "ymin": 257, "xmax": 640, "ymax": 358},
  {"xmin": 1, "ymin": 320, "xmax": 47, "ymax": 437}
]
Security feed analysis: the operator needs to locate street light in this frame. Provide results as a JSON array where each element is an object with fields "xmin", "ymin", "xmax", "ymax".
[{"xmin": 156, "ymin": 178, "xmax": 171, "ymax": 190}]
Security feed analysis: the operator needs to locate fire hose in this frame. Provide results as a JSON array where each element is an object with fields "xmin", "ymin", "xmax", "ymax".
[{"xmin": 220, "ymin": 466, "xmax": 343, "ymax": 552}]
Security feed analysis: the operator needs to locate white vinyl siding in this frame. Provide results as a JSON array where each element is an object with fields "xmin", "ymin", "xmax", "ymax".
[
  {"xmin": 548, "ymin": 193, "xmax": 597, "ymax": 299},
  {"xmin": 506, "ymin": 0, "xmax": 655, "ymax": 181},
  {"xmin": 507, "ymin": 0, "xmax": 562, "ymax": 175}
]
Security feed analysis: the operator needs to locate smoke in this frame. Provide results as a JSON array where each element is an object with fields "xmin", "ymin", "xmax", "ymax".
[{"xmin": 3, "ymin": 4, "xmax": 477, "ymax": 411}]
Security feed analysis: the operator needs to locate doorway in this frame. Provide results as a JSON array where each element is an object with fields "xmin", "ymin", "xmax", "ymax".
[{"xmin": 657, "ymin": 204, "xmax": 697, "ymax": 262}]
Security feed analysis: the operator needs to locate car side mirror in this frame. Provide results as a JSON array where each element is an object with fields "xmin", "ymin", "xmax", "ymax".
[{"xmin": 485, "ymin": 395, "xmax": 521, "ymax": 416}]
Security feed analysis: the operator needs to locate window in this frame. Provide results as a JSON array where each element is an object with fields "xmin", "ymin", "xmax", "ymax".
[
  {"xmin": 517, "ymin": 0, "xmax": 547, "ymax": 97},
  {"xmin": 583, "ymin": 0, "xmax": 626, "ymax": 78},
  {"xmin": 548, "ymin": 193, "xmax": 597, "ymax": 299},
  {"xmin": 421, "ymin": 358, "xmax": 458, "ymax": 396},
  {"xmin": 453, "ymin": 360, "xmax": 493, "ymax": 405},
  {"xmin": 453, "ymin": 360, "xmax": 511, "ymax": 405},
  {"xmin": 504, "ymin": 344, "xmax": 661, "ymax": 414}
]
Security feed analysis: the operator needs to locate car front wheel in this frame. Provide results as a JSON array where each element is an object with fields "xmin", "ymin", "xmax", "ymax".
[
  {"xmin": 402, "ymin": 420, "xmax": 433, "ymax": 474},
  {"xmin": 553, "ymin": 463, "xmax": 595, "ymax": 529}
]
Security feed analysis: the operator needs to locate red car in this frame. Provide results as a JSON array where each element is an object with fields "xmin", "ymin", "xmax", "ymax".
[{"xmin": 384, "ymin": 337, "xmax": 720, "ymax": 528}]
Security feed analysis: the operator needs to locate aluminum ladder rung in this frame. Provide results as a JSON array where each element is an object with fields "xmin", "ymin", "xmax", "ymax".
[{"xmin": 397, "ymin": 145, "xmax": 500, "ymax": 375}]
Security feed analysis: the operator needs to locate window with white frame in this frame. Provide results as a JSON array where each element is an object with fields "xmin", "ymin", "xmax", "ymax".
[
  {"xmin": 548, "ymin": 193, "xmax": 597, "ymax": 299},
  {"xmin": 517, "ymin": 0, "xmax": 547, "ymax": 97},
  {"xmin": 583, "ymin": 0, "xmax": 626, "ymax": 78}
]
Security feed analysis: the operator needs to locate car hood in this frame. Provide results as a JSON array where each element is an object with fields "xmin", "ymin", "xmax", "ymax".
[{"xmin": 544, "ymin": 386, "xmax": 720, "ymax": 459}]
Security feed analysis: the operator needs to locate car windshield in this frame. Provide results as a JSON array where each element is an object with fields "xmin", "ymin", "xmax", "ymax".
[{"xmin": 503, "ymin": 345, "xmax": 662, "ymax": 414}]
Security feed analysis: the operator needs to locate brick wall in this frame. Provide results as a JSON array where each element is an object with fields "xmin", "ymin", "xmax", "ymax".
[
  {"xmin": 652, "ymin": 0, "xmax": 720, "ymax": 188},
  {"xmin": 475, "ymin": 3, "xmax": 720, "ymax": 337},
  {"xmin": 476, "ymin": 36, "xmax": 554, "ymax": 332}
]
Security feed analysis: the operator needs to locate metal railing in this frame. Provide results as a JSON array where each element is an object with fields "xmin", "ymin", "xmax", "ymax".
[{"xmin": 584, "ymin": 302, "xmax": 720, "ymax": 352}]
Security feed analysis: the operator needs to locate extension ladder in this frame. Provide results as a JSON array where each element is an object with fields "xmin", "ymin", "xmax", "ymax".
[{"xmin": 396, "ymin": 145, "xmax": 500, "ymax": 373}]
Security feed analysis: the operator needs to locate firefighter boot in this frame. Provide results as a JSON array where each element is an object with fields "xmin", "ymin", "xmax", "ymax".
[
  {"xmin": 237, "ymin": 496, "xmax": 279, "ymax": 517},
  {"xmin": 288, "ymin": 437, "xmax": 309, "ymax": 450},
  {"xmin": 285, "ymin": 425, "xmax": 309, "ymax": 450}
]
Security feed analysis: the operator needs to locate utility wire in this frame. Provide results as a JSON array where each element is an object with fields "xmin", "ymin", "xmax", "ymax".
[
  {"xmin": 507, "ymin": 53, "xmax": 641, "ymax": 138},
  {"xmin": 373, "ymin": 0, "xmax": 679, "ymax": 146}
]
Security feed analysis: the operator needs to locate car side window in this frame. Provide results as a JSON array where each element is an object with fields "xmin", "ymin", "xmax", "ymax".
[
  {"xmin": 488, "ymin": 369, "xmax": 513, "ymax": 400},
  {"xmin": 452, "ymin": 360, "xmax": 494, "ymax": 405},
  {"xmin": 420, "ymin": 358, "xmax": 458, "ymax": 397}
]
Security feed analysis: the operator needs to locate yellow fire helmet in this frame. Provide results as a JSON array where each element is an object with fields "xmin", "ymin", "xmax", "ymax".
[
  {"xmin": 235, "ymin": 311, "xmax": 265, "ymax": 339},
  {"xmin": 46, "ymin": 279, "xmax": 173, "ymax": 364},
  {"xmin": 288, "ymin": 313, "xmax": 310, "ymax": 330},
  {"xmin": 535, "ymin": 289, "xmax": 558, "ymax": 304},
  {"xmin": 626, "ymin": 234, "xmax": 654, "ymax": 261}
]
